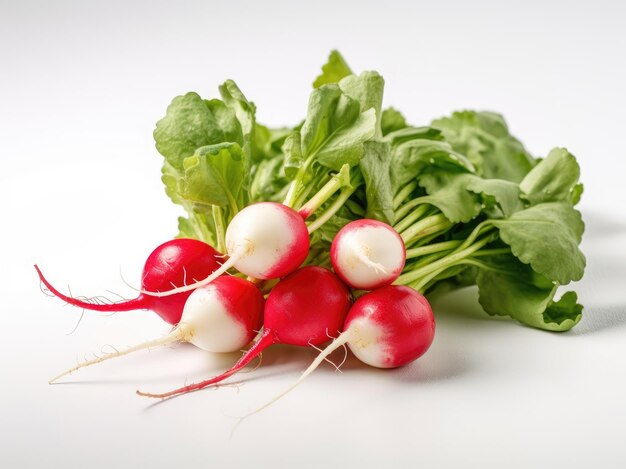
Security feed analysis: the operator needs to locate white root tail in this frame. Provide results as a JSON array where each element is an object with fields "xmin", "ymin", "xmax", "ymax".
[
  {"xmin": 48, "ymin": 324, "xmax": 192, "ymax": 384},
  {"xmin": 353, "ymin": 245, "xmax": 389, "ymax": 275},
  {"xmin": 239, "ymin": 329, "xmax": 354, "ymax": 421}
]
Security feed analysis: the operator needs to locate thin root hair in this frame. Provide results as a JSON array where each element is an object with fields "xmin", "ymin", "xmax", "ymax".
[
  {"xmin": 308, "ymin": 340, "xmax": 342, "ymax": 373},
  {"xmin": 336, "ymin": 343, "xmax": 348, "ymax": 371},
  {"xmin": 105, "ymin": 289, "xmax": 129, "ymax": 301},
  {"xmin": 119, "ymin": 265, "xmax": 141, "ymax": 293},
  {"xmin": 100, "ymin": 343, "xmax": 120, "ymax": 355},
  {"xmin": 65, "ymin": 309, "xmax": 85, "ymax": 336},
  {"xmin": 39, "ymin": 282, "xmax": 55, "ymax": 298},
  {"xmin": 324, "ymin": 328, "xmax": 348, "ymax": 371}
]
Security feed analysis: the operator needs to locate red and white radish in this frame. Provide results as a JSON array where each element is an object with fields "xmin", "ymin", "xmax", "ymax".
[
  {"xmin": 35, "ymin": 238, "xmax": 223, "ymax": 324},
  {"xmin": 249, "ymin": 285, "xmax": 435, "ymax": 413},
  {"xmin": 142, "ymin": 202, "xmax": 310, "ymax": 297},
  {"xmin": 137, "ymin": 265, "xmax": 352, "ymax": 398},
  {"xmin": 331, "ymin": 219, "xmax": 406, "ymax": 290},
  {"xmin": 49, "ymin": 276, "xmax": 264, "ymax": 383}
]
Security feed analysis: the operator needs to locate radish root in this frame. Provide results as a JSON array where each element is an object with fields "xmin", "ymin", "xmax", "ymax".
[
  {"xmin": 354, "ymin": 245, "xmax": 388, "ymax": 275},
  {"xmin": 48, "ymin": 324, "xmax": 192, "ymax": 384},
  {"xmin": 240, "ymin": 329, "xmax": 354, "ymax": 421}
]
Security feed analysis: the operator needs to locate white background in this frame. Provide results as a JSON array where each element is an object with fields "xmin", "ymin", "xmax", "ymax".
[{"xmin": 1, "ymin": 1, "xmax": 625, "ymax": 468}]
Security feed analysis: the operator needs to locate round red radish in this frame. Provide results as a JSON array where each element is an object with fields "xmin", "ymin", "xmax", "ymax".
[
  {"xmin": 331, "ymin": 219, "xmax": 406, "ymax": 290},
  {"xmin": 49, "ymin": 276, "xmax": 264, "ymax": 383},
  {"xmin": 36, "ymin": 238, "xmax": 223, "ymax": 324},
  {"xmin": 142, "ymin": 202, "xmax": 310, "ymax": 297},
  {"xmin": 344, "ymin": 285, "xmax": 435, "ymax": 368},
  {"xmin": 137, "ymin": 265, "xmax": 352, "ymax": 398}
]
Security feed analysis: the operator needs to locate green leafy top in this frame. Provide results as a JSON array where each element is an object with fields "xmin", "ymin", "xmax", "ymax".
[
  {"xmin": 152, "ymin": 51, "xmax": 586, "ymax": 333},
  {"xmin": 313, "ymin": 50, "xmax": 353, "ymax": 88}
]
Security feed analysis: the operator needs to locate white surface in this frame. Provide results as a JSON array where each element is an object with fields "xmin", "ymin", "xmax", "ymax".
[{"xmin": 1, "ymin": 1, "xmax": 626, "ymax": 468}]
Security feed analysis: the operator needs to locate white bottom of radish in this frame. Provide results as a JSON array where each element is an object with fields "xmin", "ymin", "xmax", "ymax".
[
  {"xmin": 182, "ymin": 286, "xmax": 249, "ymax": 353},
  {"xmin": 334, "ymin": 224, "xmax": 405, "ymax": 289},
  {"xmin": 346, "ymin": 318, "xmax": 392, "ymax": 368},
  {"xmin": 226, "ymin": 203, "xmax": 301, "ymax": 279}
]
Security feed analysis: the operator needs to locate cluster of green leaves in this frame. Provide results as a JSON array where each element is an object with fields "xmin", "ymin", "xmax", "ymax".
[{"xmin": 153, "ymin": 50, "xmax": 585, "ymax": 332}]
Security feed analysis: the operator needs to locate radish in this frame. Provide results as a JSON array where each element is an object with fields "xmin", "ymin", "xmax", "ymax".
[
  {"xmin": 246, "ymin": 285, "xmax": 435, "ymax": 415},
  {"xmin": 142, "ymin": 202, "xmax": 310, "ymax": 297},
  {"xmin": 137, "ymin": 265, "xmax": 352, "ymax": 398},
  {"xmin": 330, "ymin": 219, "xmax": 406, "ymax": 290},
  {"xmin": 49, "ymin": 276, "xmax": 264, "ymax": 383},
  {"xmin": 35, "ymin": 238, "xmax": 223, "ymax": 324}
]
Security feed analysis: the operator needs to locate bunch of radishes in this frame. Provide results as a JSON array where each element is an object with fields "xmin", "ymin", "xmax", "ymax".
[
  {"xmin": 37, "ymin": 48, "xmax": 586, "ymax": 411},
  {"xmin": 37, "ymin": 201, "xmax": 435, "ymax": 405}
]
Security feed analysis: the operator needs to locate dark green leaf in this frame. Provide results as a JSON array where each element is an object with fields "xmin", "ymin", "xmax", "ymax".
[
  {"xmin": 283, "ymin": 131, "xmax": 304, "ymax": 179},
  {"xmin": 543, "ymin": 291, "xmax": 583, "ymax": 326},
  {"xmin": 381, "ymin": 108, "xmax": 407, "ymax": 135},
  {"xmin": 476, "ymin": 255, "xmax": 582, "ymax": 331},
  {"xmin": 154, "ymin": 92, "xmax": 242, "ymax": 170},
  {"xmin": 465, "ymin": 177, "xmax": 524, "ymax": 217},
  {"xmin": 340, "ymin": 71, "xmax": 385, "ymax": 137},
  {"xmin": 417, "ymin": 172, "xmax": 482, "ymax": 223},
  {"xmin": 385, "ymin": 126, "xmax": 443, "ymax": 147},
  {"xmin": 359, "ymin": 141, "xmax": 394, "ymax": 224},
  {"xmin": 391, "ymin": 139, "xmax": 474, "ymax": 189},
  {"xmin": 179, "ymin": 142, "xmax": 243, "ymax": 208},
  {"xmin": 432, "ymin": 110, "xmax": 534, "ymax": 182},
  {"xmin": 491, "ymin": 202, "xmax": 586, "ymax": 284},
  {"xmin": 520, "ymin": 147, "xmax": 581, "ymax": 205}
]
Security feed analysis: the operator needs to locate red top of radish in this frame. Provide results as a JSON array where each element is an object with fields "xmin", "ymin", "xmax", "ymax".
[
  {"xmin": 264, "ymin": 265, "xmax": 352, "ymax": 346},
  {"xmin": 36, "ymin": 238, "xmax": 223, "ymax": 325},
  {"xmin": 142, "ymin": 239, "xmax": 224, "ymax": 323}
]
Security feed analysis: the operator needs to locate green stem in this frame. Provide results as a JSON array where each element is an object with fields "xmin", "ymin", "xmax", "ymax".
[
  {"xmin": 283, "ymin": 155, "xmax": 315, "ymax": 208},
  {"xmin": 212, "ymin": 205, "xmax": 227, "ymax": 254},
  {"xmin": 406, "ymin": 240, "xmax": 462, "ymax": 259},
  {"xmin": 400, "ymin": 214, "xmax": 450, "ymax": 244},
  {"xmin": 454, "ymin": 220, "xmax": 494, "ymax": 253},
  {"xmin": 458, "ymin": 257, "xmax": 511, "ymax": 275},
  {"xmin": 393, "ymin": 181, "xmax": 419, "ymax": 210},
  {"xmin": 395, "ymin": 196, "xmax": 430, "ymax": 221},
  {"xmin": 471, "ymin": 248, "xmax": 510, "ymax": 257},
  {"xmin": 226, "ymin": 192, "xmax": 239, "ymax": 217},
  {"xmin": 306, "ymin": 185, "xmax": 358, "ymax": 234},
  {"xmin": 405, "ymin": 221, "xmax": 453, "ymax": 247},
  {"xmin": 293, "ymin": 179, "xmax": 317, "ymax": 212},
  {"xmin": 412, "ymin": 257, "xmax": 510, "ymax": 292},
  {"xmin": 181, "ymin": 202, "xmax": 211, "ymax": 243},
  {"xmin": 298, "ymin": 170, "xmax": 348, "ymax": 219},
  {"xmin": 393, "ymin": 204, "xmax": 430, "ymax": 234},
  {"xmin": 406, "ymin": 251, "xmax": 451, "ymax": 273},
  {"xmin": 411, "ymin": 266, "xmax": 452, "ymax": 293},
  {"xmin": 396, "ymin": 233, "xmax": 496, "ymax": 286}
]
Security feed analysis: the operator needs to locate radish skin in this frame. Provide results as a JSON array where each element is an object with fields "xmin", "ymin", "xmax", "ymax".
[
  {"xmin": 49, "ymin": 276, "xmax": 264, "ymax": 383},
  {"xmin": 137, "ymin": 266, "xmax": 351, "ymax": 398},
  {"xmin": 36, "ymin": 238, "xmax": 223, "ymax": 324},
  {"xmin": 142, "ymin": 202, "xmax": 310, "ymax": 297},
  {"xmin": 331, "ymin": 219, "xmax": 406, "ymax": 290}
]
